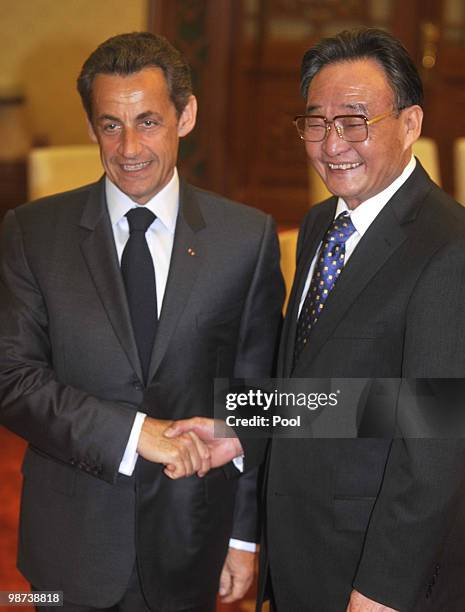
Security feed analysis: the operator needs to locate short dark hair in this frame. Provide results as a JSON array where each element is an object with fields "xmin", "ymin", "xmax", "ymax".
[
  {"xmin": 77, "ymin": 31, "xmax": 192, "ymax": 120},
  {"xmin": 300, "ymin": 28, "xmax": 423, "ymax": 110}
]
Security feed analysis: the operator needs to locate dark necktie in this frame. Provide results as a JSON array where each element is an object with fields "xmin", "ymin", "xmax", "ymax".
[
  {"xmin": 294, "ymin": 211, "xmax": 356, "ymax": 366},
  {"xmin": 121, "ymin": 207, "xmax": 157, "ymax": 383}
]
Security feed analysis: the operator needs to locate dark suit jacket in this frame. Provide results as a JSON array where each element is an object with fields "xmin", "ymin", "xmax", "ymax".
[
  {"xmin": 260, "ymin": 162, "xmax": 465, "ymax": 612},
  {"xmin": 0, "ymin": 178, "xmax": 284, "ymax": 610}
]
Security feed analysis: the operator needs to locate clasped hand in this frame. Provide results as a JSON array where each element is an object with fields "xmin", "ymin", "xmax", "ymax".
[
  {"xmin": 137, "ymin": 417, "xmax": 243, "ymax": 479},
  {"xmin": 136, "ymin": 417, "xmax": 210, "ymax": 478}
]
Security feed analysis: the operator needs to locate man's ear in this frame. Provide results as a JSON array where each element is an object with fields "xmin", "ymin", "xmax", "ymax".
[
  {"xmin": 402, "ymin": 104, "xmax": 423, "ymax": 150},
  {"xmin": 177, "ymin": 95, "xmax": 197, "ymax": 138},
  {"xmin": 87, "ymin": 118, "xmax": 98, "ymax": 144}
]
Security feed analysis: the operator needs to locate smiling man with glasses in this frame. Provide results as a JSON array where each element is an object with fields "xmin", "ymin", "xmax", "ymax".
[{"xmin": 260, "ymin": 27, "xmax": 465, "ymax": 612}]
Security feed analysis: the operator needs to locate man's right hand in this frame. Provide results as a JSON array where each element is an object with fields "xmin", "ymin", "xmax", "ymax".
[
  {"xmin": 164, "ymin": 417, "xmax": 244, "ymax": 476},
  {"xmin": 137, "ymin": 417, "xmax": 211, "ymax": 479}
]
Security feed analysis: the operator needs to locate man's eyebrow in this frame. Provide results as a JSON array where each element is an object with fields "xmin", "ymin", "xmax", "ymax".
[
  {"xmin": 304, "ymin": 102, "xmax": 369, "ymax": 115},
  {"xmin": 96, "ymin": 114, "xmax": 121, "ymax": 123},
  {"xmin": 343, "ymin": 102, "xmax": 368, "ymax": 114},
  {"xmin": 305, "ymin": 104, "xmax": 322, "ymax": 114},
  {"xmin": 95, "ymin": 111, "xmax": 162, "ymax": 122},
  {"xmin": 135, "ymin": 111, "xmax": 162, "ymax": 121}
]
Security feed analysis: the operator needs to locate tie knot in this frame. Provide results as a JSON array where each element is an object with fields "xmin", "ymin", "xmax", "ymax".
[
  {"xmin": 126, "ymin": 207, "xmax": 156, "ymax": 233},
  {"xmin": 326, "ymin": 212, "xmax": 356, "ymax": 244}
]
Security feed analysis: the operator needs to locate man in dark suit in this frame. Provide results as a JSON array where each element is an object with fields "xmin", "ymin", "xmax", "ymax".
[
  {"xmin": 0, "ymin": 32, "xmax": 284, "ymax": 612},
  {"xmin": 169, "ymin": 28, "xmax": 465, "ymax": 611}
]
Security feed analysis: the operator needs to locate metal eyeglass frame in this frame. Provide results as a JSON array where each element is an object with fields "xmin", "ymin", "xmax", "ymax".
[{"xmin": 293, "ymin": 109, "xmax": 395, "ymax": 142}]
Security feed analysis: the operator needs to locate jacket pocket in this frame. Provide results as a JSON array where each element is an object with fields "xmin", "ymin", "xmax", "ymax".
[{"xmin": 333, "ymin": 496, "xmax": 376, "ymax": 532}]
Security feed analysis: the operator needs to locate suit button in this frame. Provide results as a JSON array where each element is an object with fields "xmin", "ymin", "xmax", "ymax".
[
  {"xmin": 132, "ymin": 379, "xmax": 144, "ymax": 391},
  {"xmin": 69, "ymin": 458, "xmax": 76, "ymax": 466}
]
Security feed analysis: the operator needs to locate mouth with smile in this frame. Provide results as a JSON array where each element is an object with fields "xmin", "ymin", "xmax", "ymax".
[
  {"xmin": 327, "ymin": 161, "xmax": 363, "ymax": 171},
  {"xmin": 119, "ymin": 160, "xmax": 152, "ymax": 173}
]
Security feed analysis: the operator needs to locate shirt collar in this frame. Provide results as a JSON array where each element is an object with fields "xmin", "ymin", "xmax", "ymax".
[
  {"xmin": 335, "ymin": 155, "xmax": 416, "ymax": 237},
  {"xmin": 105, "ymin": 167, "xmax": 179, "ymax": 234}
]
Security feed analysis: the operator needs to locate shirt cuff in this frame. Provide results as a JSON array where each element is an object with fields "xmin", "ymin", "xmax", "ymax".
[
  {"xmin": 232, "ymin": 455, "xmax": 244, "ymax": 472},
  {"xmin": 118, "ymin": 411, "xmax": 147, "ymax": 476},
  {"xmin": 229, "ymin": 538, "xmax": 257, "ymax": 552}
]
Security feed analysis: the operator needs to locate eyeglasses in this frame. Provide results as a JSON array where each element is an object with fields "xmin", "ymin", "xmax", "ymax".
[{"xmin": 293, "ymin": 110, "xmax": 395, "ymax": 143}]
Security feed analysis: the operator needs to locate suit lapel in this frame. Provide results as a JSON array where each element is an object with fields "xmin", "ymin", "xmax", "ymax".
[
  {"xmin": 79, "ymin": 179, "xmax": 143, "ymax": 381},
  {"xmin": 292, "ymin": 162, "xmax": 433, "ymax": 375},
  {"xmin": 147, "ymin": 181, "xmax": 205, "ymax": 382},
  {"xmin": 279, "ymin": 200, "xmax": 336, "ymax": 376}
]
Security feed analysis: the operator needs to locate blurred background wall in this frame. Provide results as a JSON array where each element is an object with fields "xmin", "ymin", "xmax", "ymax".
[
  {"xmin": 1, "ymin": 0, "xmax": 148, "ymax": 146},
  {"xmin": 2, "ymin": 0, "xmax": 464, "ymax": 223}
]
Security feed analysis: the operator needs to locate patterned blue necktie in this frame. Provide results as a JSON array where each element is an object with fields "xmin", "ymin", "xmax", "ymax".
[{"xmin": 294, "ymin": 211, "xmax": 356, "ymax": 365}]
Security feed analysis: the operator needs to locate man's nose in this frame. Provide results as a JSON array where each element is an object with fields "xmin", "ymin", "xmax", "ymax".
[
  {"xmin": 119, "ymin": 128, "xmax": 142, "ymax": 158},
  {"xmin": 322, "ymin": 123, "xmax": 351, "ymax": 157}
]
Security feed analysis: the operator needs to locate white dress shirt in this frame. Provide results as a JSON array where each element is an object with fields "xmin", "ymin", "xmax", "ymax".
[
  {"xmin": 298, "ymin": 156, "xmax": 416, "ymax": 316},
  {"xmin": 107, "ymin": 169, "xmax": 178, "ymax": 476},
  {"xmin": 106, "ymin": 169, "xmax": 253, "ymax": 551}
]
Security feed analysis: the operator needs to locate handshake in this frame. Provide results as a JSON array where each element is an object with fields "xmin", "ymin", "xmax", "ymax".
[{"xmin": 136, "ymin": 416, "xmax": 244, "ymax": 479}]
